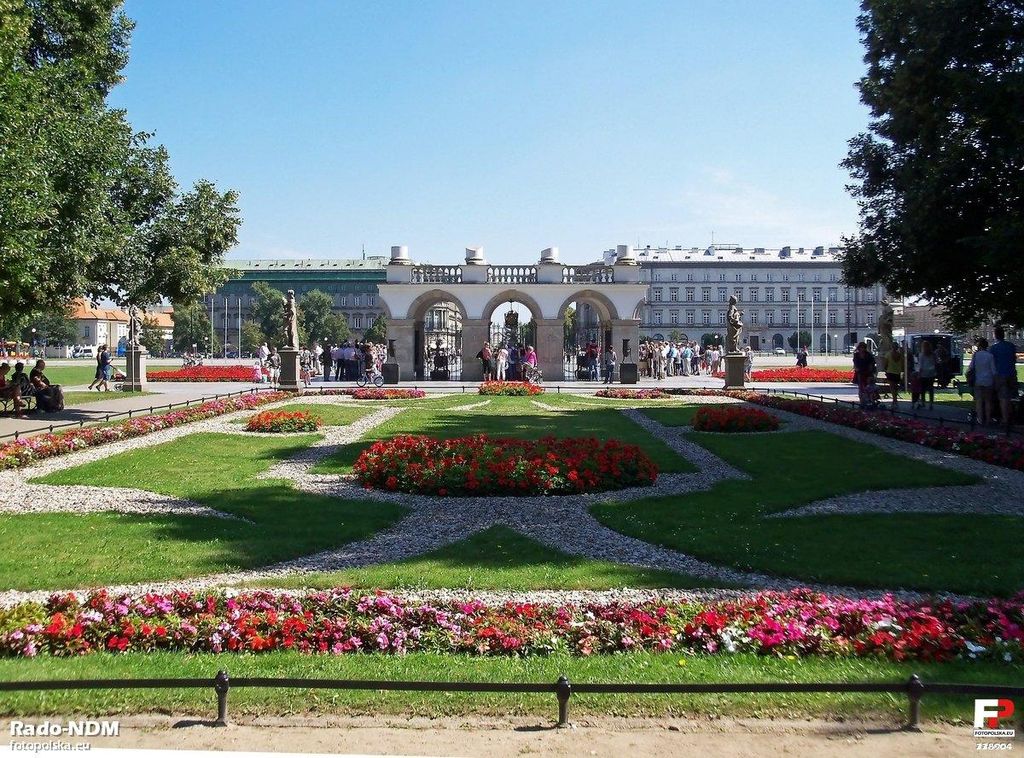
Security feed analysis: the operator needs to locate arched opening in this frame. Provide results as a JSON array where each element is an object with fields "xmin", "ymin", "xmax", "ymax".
[
  {"xmin": 560, "ymin": 292, "xmax": 616, "ymax": 381},
  {"xmin": 408, "ymin": 291, "xmax": 467, "ymax": 381},
  {"xmin": 773, "ymin": 333, "xmax": 785, "ymax": 350},
  {"xmin": 487, "ymin": 298, "xmax": 536, "ymax": 381}
]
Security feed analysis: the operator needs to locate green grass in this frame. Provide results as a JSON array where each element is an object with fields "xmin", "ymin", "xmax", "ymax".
[
  {"xmin": 7, "ymin": 433, "xmax": 404, "ymax": 590},
  {"xmin": 235, "ymin": 402, "xmax": 374, "ymax": 427},
  {"xmin": 40, "ymin": 364, "xmax": 124, "ymax": 387},
  {"xmin": 242, "ymin": 526, "xmax": 717, "ymax": 590},
  {"xmin": 61, "ymin": 390, "xmax": 156, "ymax": 407},
  {"xmin": 592, "ymin": 431, "xmax": 1024, "ymax": 595},
  {"xmin": 0, "ymin": 652, "xmax": 1016, "ymax": 722},
  {"xmin": 640, "ymin": 406, "xmax": 701, "ymax": 427},
  {"xmin": 312, "ymin": 395, "xmax": 695, "ymax": 475}
]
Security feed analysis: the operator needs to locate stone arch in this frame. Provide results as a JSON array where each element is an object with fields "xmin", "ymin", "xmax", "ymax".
[
  {"xmin": 556, "ymin": 289, "xmax": 619, "ymax": 322},
  {"xmin": 406, "ymin": 289, "xmax": 469, "ymax": 322},
  {"xmin": 479, "ymin": 289, "xmax": 544, "ymax": 323}
]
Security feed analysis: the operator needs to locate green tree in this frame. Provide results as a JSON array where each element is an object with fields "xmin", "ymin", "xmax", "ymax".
[
  {"xmin": 322, "ymin": 312, "xmax": 350, "ymax": 345},
  {"xmin": 139, "ymin": 316, "xmax": 165, "ymax": 355},
  {"xmin": 298, "ymin": 289, "xmax": 334, "ymax": 347},
  {"xmin": 788, "ymin": 331, "xmax": 812, "ymax": 350},
  {"xmin": 563, "ymin": 305, "xmax": 576, "ymax": 347},
  {"xmin": 364, "ymin": 314, "xmax": 388, "ymax": 344},
  {"xmin": 841, "ymin": 0, "xmax": 1024, "ymax": 330},
  {"xmin": 23, "ymin": 309, "xmax": 77, "ymax": 346},
  {"xmin": 249, "ymin": 281, "xmax": 284, "ymax": 345},
  {"xmin": 172, "ymin": 301, "xmax": 218, "ymax": 354},
  {"xmin": 240, "ymin": 321, "xmax": 265, "ymax": 356}
]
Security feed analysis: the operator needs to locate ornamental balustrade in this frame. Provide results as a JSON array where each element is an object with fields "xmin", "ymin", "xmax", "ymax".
[
  {"xmin": 487, "ymin": 266, "xmax": 537, "ymax": 284},
  {"xmin": 563, "ymin": 266, "xmax": 615, "ymax": 284},
  {"xmin": 411, "ymin": 266, "xmax": 462, "ymax": 284}
]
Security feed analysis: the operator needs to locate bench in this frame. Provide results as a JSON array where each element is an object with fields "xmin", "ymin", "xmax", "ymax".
[{"xmin": 0, "ymin": 392, "xmax": 35, "ymax": 414}]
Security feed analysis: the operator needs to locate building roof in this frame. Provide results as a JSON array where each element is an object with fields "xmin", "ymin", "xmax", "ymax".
[
  {"xmin": 146, "ymin": 311, "xmax": 174, "ymax": 328},
  {"xmin": 226, "ymin": 257, "xmax": 389, "ymax": 271},
  {"xmin": 603, "ymin": 245, "xmax": 843, "ymax": 265},
  {"xmin": 71, "ymin": 300, "xmax": 129, "ymax": 323}
]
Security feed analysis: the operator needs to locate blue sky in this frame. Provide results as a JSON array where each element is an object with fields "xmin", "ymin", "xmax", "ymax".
[{"xmin": 110, "ymin": 0, "xmax": 868, "ymax": 265}]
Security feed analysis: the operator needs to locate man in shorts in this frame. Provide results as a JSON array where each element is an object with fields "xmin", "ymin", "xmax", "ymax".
[{"xmin": 989, "ymin": 326, "xmax": 1018, "ymax": 425}]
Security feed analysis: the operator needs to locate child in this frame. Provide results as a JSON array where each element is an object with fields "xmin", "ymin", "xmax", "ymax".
[{"xmin": 861, "ymin": 374, "xmax": 881, "ymax": 410}]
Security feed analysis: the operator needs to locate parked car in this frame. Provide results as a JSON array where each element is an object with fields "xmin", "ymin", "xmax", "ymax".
[
  {"xmin": 773, "ymin": 348, "xmax": 787, "ymax": 355},
  {"xmin": 74, "ymin": 346, "xmax": 95, "ymax": 359}
]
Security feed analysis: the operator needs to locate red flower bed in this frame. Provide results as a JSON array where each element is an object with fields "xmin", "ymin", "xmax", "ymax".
[
  {"xmin": 692, "ymin": 405, "xmax": 781, "ymax": 432},
  {"xmin": 479, "ymin": 381, "xmax": 543, "ymax": 396},
  {"xmin": 354, "ymin": 434, "xmax": 658, "ymax": 495},
  {"xmin": 748, "ymin": 367, "xmax": 853, "ymax": 383},
  {"xmin": 346, "ymin": 388, "xmax": 426, "ymax": 400},
  {"xmin": 245, "ymin": 410, "xmax": 322, "ymax": 433},
  {"xmin": 149, "ymin": 366, "xmax": 265, "ymax": 382},
  {"xmin": 594, "ymin": 389, "xmax": 670, "ymax": 399},
  {"xmin": 0, "ymin": 392, "xmax": 288, "ymax": 470},
  {"xmin": 2, "ymin": 588, "xmax": 1021, "ymax": 662}
]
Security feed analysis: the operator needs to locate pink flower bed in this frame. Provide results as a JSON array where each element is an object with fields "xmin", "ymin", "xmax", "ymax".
[
  {"xmin": 0, "ymin": 392, "xmax": 288, "ymax": 470},
  {"xmin": 1, "ymin": 589, "xmax": 1020, "ymax": 662},
  {"xmin": 148, "ymin": 366, "xmax": 266, "ymax": 382},
  {"xmin": 594, "ymin": 389, "xmax": 670, "ymax": 399}
]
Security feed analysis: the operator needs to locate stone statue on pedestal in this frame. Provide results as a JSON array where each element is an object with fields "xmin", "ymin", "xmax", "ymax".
[
  {"xmin": 726, "ymin": 295, "xmax": 744, "ymax": 353},
  {"xmin": 878, "ymin": 301, "xmax": 895, "ymax": 354},
  {"xmin": 127, "ymin": 305, "xmax": 143, "ymax": 349},
  {"xmin": 282, "ymin": 290, "xmax": 300, "ymax": 349}
]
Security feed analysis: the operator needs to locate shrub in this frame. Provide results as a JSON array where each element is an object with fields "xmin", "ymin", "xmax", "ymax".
[
  {"xmin": 692, "ymin": 405, "xmax": 781, "ymax": 432},
  {"xmin": 354, "ymin": 434, "xmax": 658, "ymax": 495},
  {"xmin": 595, "ymin": 389, "xmax": 670, "ymax": 399},
  {"xmin": 245, "ymin": 410, "xmax": 322, "ymax": 433},
  {"xmin": 479, "ymin": 381, "xmax": 543, "ymax": 396}
]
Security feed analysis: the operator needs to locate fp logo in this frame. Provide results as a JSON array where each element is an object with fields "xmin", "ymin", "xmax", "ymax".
[{"xmin": 974, "ymin": 699, "xmax": 1015, "ymax": 738}]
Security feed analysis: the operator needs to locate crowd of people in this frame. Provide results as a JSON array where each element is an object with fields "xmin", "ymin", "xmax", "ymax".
[
  {"xmin": 636, "ymin": 340, "xmax": 754, "ymax": 381},
  {"xmin": 477, "ymin": 343, "xmax": 540, "ymax": 382},
  {"xmin": 0, "ymin": 359, "xmax": 64, "ymax": 417},
  {"xmin": 253, "ymin": 340, "xmax": 387, "ymax": 387}
]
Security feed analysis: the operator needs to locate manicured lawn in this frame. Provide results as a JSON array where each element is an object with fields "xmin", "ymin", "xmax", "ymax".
[
  {"xmin": 592, "ymin": 431, "xmax": 1024, "ymax": 596},
  {"xmin": 41, "ymin": 364, "xmax": 123, "ymax": 387},
  {"xmin": 243, "ymin": 526, "xmax": 717, "ymax": 591},
  {"xmin": 0, "ymin": 651, "xmax": 1016, "ymax": 722},
  {"xmin": 233, "ymin": 403, "xmax": 374, "ymax": 427},
  {"xmin": 312, "ymin": 396, "xmax": 695, "ymax": 475},
  {"xmin": 9, "ymin": 434, "xmax": 404, "ymax": 590},
  {"xmin": 640, "ymin": 406, "xmax": 701, "ymax": 427},
  {"xmin": 62, "ymin": 390, "xmax": 156, "ymax": 407}
]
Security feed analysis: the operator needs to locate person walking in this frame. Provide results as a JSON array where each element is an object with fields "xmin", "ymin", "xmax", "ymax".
[
  {"xmin": 852, "ymin": 342, "xmax": 877, "ymax": 409},
  {"xmin": 477, "ymin": 342, "xmax": 493, "ymax": 381},
  {"xmin": 915, "ymin": 340, "xmax": 937, "ymax": 409},
  {"xmin": 603, "ymin": 344, "xmax": 617, "ymax": 384},
  {"xmin": 96, "ymin": 344, "xmax": 112, "ymax": 392},
  {"xmin": 969, "ymin": 337, "xmax": 997, "ymax": 426},
  {"xmin": 743, "ymin": 346, "xmax": 753, "ymax": 382},
  {"xmin": 88, "ymin": 347, "xmax": 104, "ymax": 390},
  {"xmin": 883, "ymin": 343, "xmax": 904, "ymax": 407},
  {"xmin": 989, "ymin": 326, "xmax": 1018, "ymax": 427}
]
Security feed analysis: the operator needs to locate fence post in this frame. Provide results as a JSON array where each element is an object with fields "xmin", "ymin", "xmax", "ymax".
[
  {"xmin": 214, "ymin": 669, "xmax": 230, "ymax": 726},
  {"xmin": 555, "ymin": 675, "xmax": 572, "ymax": 728},
  {"xmin": 905, "ymin": 674, "xmax": 923, "ymax": 731}
]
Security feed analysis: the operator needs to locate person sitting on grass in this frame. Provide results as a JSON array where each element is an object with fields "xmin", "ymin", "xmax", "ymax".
[
  {"xmin": 29, "ymin": 360, "xmax": 64, "ymax": 412},
  {"xmin": 0, "ymin": 362, "xmax": 25, "ymax": 418}
]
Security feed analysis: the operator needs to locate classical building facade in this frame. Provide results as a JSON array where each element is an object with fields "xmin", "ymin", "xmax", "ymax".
[{"xmin": 604, "ymin": 245, "xmax": 887, "ymax": 352}]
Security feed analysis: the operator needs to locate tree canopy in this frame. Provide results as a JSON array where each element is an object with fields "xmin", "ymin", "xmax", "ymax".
[
  {"xmin": 0, "ymin": 0, "xmax": 240, "ymax": 321},
  {"xmin": 841, "ymin": 0, "xmax": 1024, "ymax": 330}
]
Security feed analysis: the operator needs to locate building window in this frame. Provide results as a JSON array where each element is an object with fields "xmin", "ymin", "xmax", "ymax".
[
  {"xmin": 783, "ymin": 273, "xmax": 790, "ymax": 282},
  {"xmin": 828, "ymin": 311, "xmax": 837, "ymax": 326},
  {"xmin": 669, "ymin": 288, "xmax": 679, "ymax": 302},
  {"xmin": 750, "ymin": 273, "xmax": 758, "ymax": 282},
  {"xmin": 654, "ymin": 311, "xmax": 663, "ymax": 325},
  {"xmin": 670, "ymin": 273, "xmax": 678, "ymax": 281},
  {"xmin": 340, "ymin": 296, "xmax": 347, "ymax": 307},
  {"xmin": 781, "ymin": 311, "xmax": 790, "ymax": 325},
  {"xmin": 735, "ymin": 273, "xmax": 742, "ymax": 282},
  {"xmin": 717, "ymin": 287, "xmax": 727, "ymax": 301},
  {"xmin": 750, "ymin": 311, "xmax": 758, "ymax": 326},
  {"xmin": 83, "ymin": 326, "xmax": 91, "ymax": 339},
  {"xmin": 353, "ymin": 314, "xmax": 363, "ymax": 329},
  {"xmin": 867, "ymin": 311, "xmax": 875, "ymax": 325},
  {"xmin": 718, "ymin": 311, "xmax": 726, "ymax": 325},
  {"xmin": 702, "ymin": 288, "xmax": 711, "ymax": 302},
  {"xmin": 686, "ymin": 273, "xmax": 694, "ymax": 281},
  {"xmin": 766, "ymin": 289, "xmax": 775, "ymax": 302},
  {"xmin": 767, "ymin": 311, "xmax": 774, "ymax": 326},
  {"xmin": 781, "ymin": 288, "xmax": 790, "ymax": 302},
  {"xmin": 685, "ymin": 288, "xmax": 695, "ymax": 302},
  {"xmin": 812, "ymin": 288, "xmax": 822, "ymax": 302},
  {"xmin": 703, "ymin": 272, "xmax": 711, "ymax": 281},
  {"xmin": 367, "ymin": 295, "xmax": 375, "ymax": 306},
  {"xmin": 797, "ymin": 288, "xmax": 806, "ymax": 302},
  {"xmin": 813, "ymin": 273, "xmax": 821, "ymax": 282},
  {"xmin": 813, "ymin": 312, "xmax": 822, "ymax": 326},
  {"xmin": 766, "ymin": 272, "xmax": 773, "ymax": 281},
  {"xmin": 749, "ymin": 287, "xmax": 759, "ymax": 302},
  {"xmin": 653, "ymin": 288, "xmax": 662, "ymax": 302},
  {"xmin": 702, "ymin": 311, "xmax": 711, "ymax": 325},
  {"xmin": 670, "ymin": 310, "xmax": 679, "ymax": 325},
  {"xmin": 829, "ymin": 272, "xmax": 837, "ymax": 282},
  {"xmin": 828, "ymin": 287, "xmax": 838, "ymax": 301},
  {"xmin": 686, "ymin": 311, "xmax": 694, "ymax": 325},
  {"xmin": 353, "ymin": 295, "xmax": 361, "ymax": 307},
  {"xmin": 719, "ymin": 273, "xmax": 726, "ymax": 281}
]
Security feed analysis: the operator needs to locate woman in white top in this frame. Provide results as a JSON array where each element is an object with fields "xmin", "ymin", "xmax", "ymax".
[
  {"xmin": 969, "ymin": 337, "xmax": 996, "ymax": 425},
  {"xmin": 496, "ymin": 346, "xmax": 509, "ymax": 381}
]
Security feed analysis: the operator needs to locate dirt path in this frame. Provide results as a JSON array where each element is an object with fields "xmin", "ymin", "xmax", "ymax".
[{"xmin": 75, "ymin": 714, "xmax": 986, "ymax": 756}]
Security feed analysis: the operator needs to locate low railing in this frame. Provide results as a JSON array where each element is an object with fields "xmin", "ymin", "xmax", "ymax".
[
  {"xmin": 563, "ymin": 265, "xmax": 615, "ymax": 284},
  {"xmin": 750, "ymin": 385, "xmax": 1022, "ymax": 437},
  {"xmin": 0, "ymin": 672, "xmax": 1019, "ymax": 730},
  {"xmin": 1, "ymin": 387, "xmax": 275, "ymax": 443},
  {"xmin": 488, "ymin": 265, "xmax": 537, "ymax": 284},
  {"xmin": 411, "ymin": 266, "xmax": 462, "ymax": 284}
]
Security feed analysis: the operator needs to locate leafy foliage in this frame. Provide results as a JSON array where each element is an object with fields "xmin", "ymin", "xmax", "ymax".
[
  {"xmin": 248, "ymin": 281, "xmax": 285, "ymax": 345},
  {"xmin": 298, "ymin": 289, "xmax": 333, "ymax": 346},
  {"xmin": 139, "ymin": 316, "xmax": 165, "ymax": 355},
  {"xmin": 363, "ymin": 313, "xmax": 387, "ymax": 344},
  {"xmin": 171, "ymin": 301, "xmax": 217, "ymax": 354},
  {"xmin": 841, "ymin": 0, "xmax": 1024, "ymax": 329}
]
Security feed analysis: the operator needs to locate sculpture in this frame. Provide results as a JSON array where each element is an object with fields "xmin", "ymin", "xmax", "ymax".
[
  {"xmin": 878, "ymin": 301, "xmax": 895, "ymax": 353},
  {"xmin": 282, "ymin": 290, "xmax": 300, "ymax": 349},
  {"xmin": 726, "ymin": 295, "xmax": 744, "ymax": 353},
  {"xmin": 127, "ymin": 305, "xmax": 143, "ymax": 349}
]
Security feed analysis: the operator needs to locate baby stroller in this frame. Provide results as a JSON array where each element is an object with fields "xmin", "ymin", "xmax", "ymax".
[
  {"xmin": 859, "ymin": 375, "xmax": 882, "ymax": 410},
  {"xmin": 522, "ymin": 363, "xmax": 543, "ymax": 386}
]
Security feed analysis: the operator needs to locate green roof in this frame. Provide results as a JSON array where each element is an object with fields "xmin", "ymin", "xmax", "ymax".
[{"xmin": 224, "ymin": 257, "xmax": 389, "ymax": 271}]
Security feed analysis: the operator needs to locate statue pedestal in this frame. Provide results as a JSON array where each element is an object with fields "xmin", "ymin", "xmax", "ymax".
[
  {"xmin": 123, "ymin": 348, "xmax": 147, "ymax": 392},
  {"xmin": 278, "ymin": 347, "xmax": 303, "ymax": 392},
  {"xmin": 382, "ymin": 362, "xmax": 400, "ymax": 385},
  {"xmin": 619, "ymin": 363, "xmax": 638, "ymax": 384},
  {"xmin": 724, "ymin": 353, "xmax": 746, "ymax": 389}
]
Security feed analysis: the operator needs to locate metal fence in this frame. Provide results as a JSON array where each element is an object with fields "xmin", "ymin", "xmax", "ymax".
[
  {"xmin": 1, "ymin": 672, "xmax": 1021, "ymax": 730},
  {"xmin": 1, "ymin": 387, "xmax": 274, "ymax": 443}
]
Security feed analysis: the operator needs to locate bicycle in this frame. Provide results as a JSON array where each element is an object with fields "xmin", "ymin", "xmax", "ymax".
[{"xmin": 356, "ymin": 366, "xmax": 385, "ymax": 388}]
